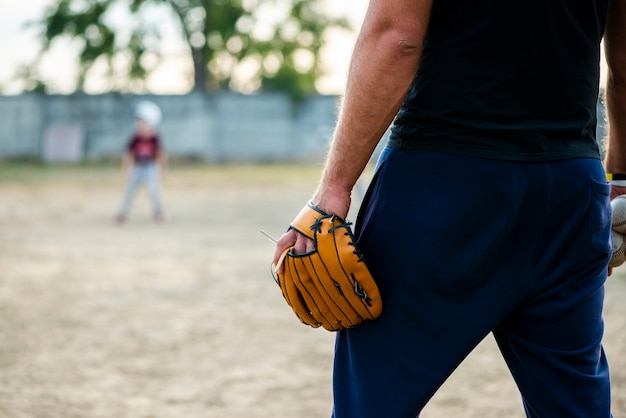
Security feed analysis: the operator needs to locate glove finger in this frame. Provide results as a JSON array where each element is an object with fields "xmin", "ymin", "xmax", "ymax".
[
  {"xmin": 278, "ymin": 255, "xmax": 321, "ymax": 328},
  {"xmin": 313, "ymin": 218, "xmax": 382, "ymax": 322},
  {"xmin": 306, "ymin": 254, "xmax": 365, "ymax": 328},
  {"xmin": 301, "ymin": 253, "xmax": 363, "ymax": 328},
  {"xmin": 272, "ymin": 247, "xmax": 290, "ymax": 278},
  {"xmin": 289, "ymin": 255, "xmax": 343, "ymax": 331}
]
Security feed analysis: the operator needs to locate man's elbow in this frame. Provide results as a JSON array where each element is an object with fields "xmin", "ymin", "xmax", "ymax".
[
  {"xmin": 371, "ymin": 28, "xmax": 424, "ymax": 59},
  {"xmin": 395, "ymin": 37, "xmax": 423, "ymax": 56}
]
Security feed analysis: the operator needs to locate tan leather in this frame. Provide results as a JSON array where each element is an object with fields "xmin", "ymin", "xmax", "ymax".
[
  {"xmin": 289, "ymin": 201, "xmax": 326, "ymax": 240},
  {"xmin": 274, "ymin": 203, "xmax": 383, "ymax": 331}
]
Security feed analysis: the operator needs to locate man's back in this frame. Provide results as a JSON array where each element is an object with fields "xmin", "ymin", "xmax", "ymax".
[{"xmin": 391, "ymin": 0, "xmax": 612, "ymax": 161}]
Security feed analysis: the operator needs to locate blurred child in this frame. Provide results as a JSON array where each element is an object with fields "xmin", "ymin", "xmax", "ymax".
[{"xmin": 114, "ymin": 101, "xmax": 167, "ymax": 224}]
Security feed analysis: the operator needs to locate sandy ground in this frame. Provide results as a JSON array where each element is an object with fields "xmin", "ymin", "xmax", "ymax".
[{"xmin": 0, "ymin": 163, "xmax": 624, "ymax": 418}]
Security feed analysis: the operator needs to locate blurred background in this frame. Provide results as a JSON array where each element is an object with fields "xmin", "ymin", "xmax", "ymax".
[
  {"xmin": 0, "ymin": 2, "xmax": 623, "ymax": 418},
  {"xmin": 2, "ymin": 0, "xmax": 365, "ymax": 95},
  {"xmin": 0, "ymin": 0, "xmax": 368, "ymax": 164}
]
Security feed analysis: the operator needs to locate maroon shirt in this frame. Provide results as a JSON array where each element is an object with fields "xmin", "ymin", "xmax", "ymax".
[{"xmin": 127, "ymin": 134, "xmax": 161, "ymax": 163}]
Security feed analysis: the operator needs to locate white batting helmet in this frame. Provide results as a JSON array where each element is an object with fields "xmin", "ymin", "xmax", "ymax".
[{"xmin": 134, "ymin": 100, "xmax": 162, "ymax": 128}]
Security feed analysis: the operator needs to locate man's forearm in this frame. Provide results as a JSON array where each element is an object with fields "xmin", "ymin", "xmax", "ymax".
[{"xmin": 605, "ymin": 82, "xmax": 626, "ymax": 175}]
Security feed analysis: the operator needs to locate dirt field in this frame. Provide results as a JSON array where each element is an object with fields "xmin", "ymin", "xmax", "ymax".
[{"xmin": 0, "ymin": 163, "xmax": 624, "ymax": 418}]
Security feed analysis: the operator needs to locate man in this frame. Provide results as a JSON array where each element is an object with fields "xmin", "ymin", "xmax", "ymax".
[{"xmin": 274, "ymin": 0, "xmax": 625, "ymax": 416}]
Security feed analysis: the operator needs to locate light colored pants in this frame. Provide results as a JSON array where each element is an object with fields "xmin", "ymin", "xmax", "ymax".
[{"xmin": 118, "ymin": 162, "xmax": 163, "ymax": 217}]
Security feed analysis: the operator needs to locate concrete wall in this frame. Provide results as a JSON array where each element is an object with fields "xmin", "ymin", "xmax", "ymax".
[
  {"xmin": 0, "ymin": 92, "xmax": 339, "ymax": 163},
  {"xmin": 0, "ymin": 92, "xmax": 609, "ymax": 163}
]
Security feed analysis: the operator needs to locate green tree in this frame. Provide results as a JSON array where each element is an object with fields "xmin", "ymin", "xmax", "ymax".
[{"xmin": 27, "ymin": 0, "xmax": 350, "ymax": 98}]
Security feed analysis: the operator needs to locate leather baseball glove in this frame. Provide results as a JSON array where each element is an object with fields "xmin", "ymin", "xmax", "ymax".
[{"xmin": 273, "ymin": 202, "xmax": 382, "ymax": 331}]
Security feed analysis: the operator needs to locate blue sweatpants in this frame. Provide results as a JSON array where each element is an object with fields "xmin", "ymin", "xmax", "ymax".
[{"xmin": 332, "ymin": 148, "xmax": 612, "ymax": 417}]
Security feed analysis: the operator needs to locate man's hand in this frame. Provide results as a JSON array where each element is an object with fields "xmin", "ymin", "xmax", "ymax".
[
  {"xmin": 273, "ymin": 229, "xmax": 315, "ymax": 274},
  {"xmin": 608, "ymin": 184, "xmax": 626, "ymax": 277},
  {"xmin": 273, "ymin": 192, "xmax": 352, "ymax": 274}
]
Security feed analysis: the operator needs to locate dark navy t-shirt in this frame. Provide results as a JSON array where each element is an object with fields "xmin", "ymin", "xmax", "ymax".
[{"xmin": 390, "ymin": 0, "xmax": 611, "ymax": 161}]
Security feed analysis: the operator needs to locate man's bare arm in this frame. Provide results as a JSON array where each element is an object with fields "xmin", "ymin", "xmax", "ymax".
[
  {"xmin": 311, "ymin": 0, "xmax": 434, "ymax": 218},
  {"xmin": 603, "ymin": 0, "xmax": 626, "ymax": 179},
  {"xmin": 273, "ymin": 0, "xmax": 433, "ymax": 265}
]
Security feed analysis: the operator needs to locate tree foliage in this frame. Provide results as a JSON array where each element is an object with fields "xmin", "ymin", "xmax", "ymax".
[{"xmin": 27, "ymin": 0, "xmax": 350, "ymax": 98}]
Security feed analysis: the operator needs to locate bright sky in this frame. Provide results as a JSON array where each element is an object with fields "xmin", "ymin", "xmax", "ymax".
[{"xmin": 0, "ymin": 0, "xmax": 368, "ymax": 95}]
